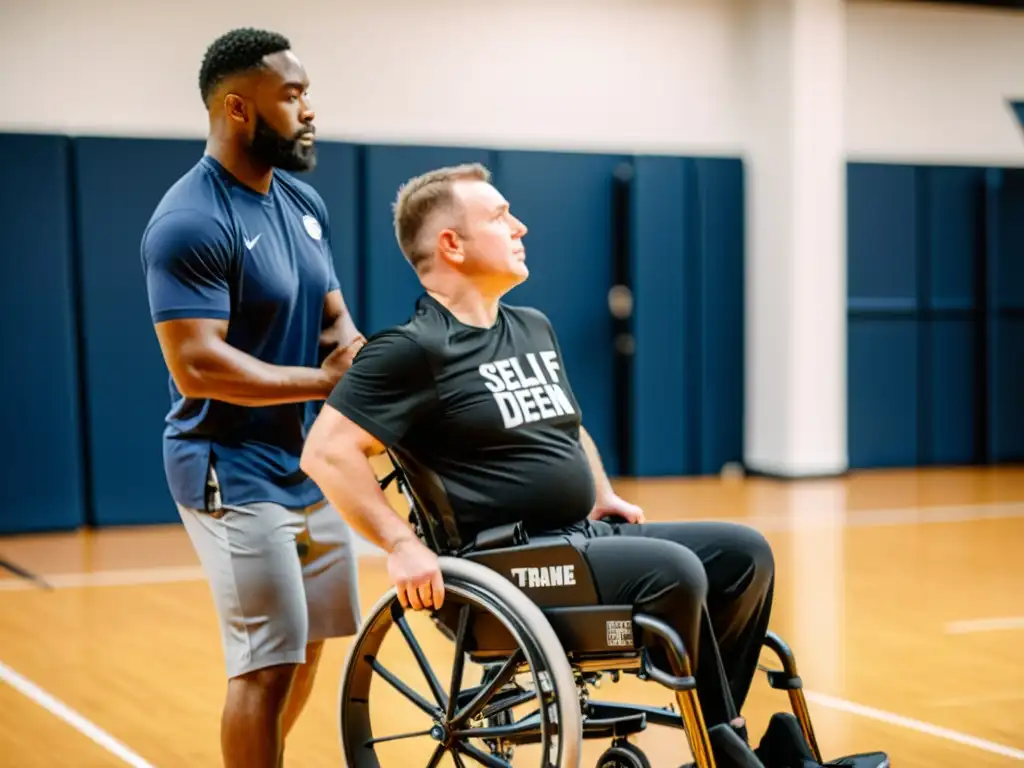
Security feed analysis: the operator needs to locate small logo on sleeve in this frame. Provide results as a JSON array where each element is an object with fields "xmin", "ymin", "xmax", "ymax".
[{"xmin": 302, "ymin": 215, "xmax": 322, "ymax": 241}]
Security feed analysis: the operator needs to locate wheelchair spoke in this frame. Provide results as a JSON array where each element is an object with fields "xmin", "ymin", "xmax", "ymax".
[
  {"xmin": 446, "ymin": 603, "xmax": 472, "ymax": 720},
  {"xmin": 455, "ymin": 741, "xmax": 512, "ymax": 768},
  {"xmin": 451, "ymin": 715, "xmax": 542, "ymax": 740},
  {"xmin": 364, "ymin": 728, "xmax": 434, "ymax": 746},
  {"xmin": 451, "ymin": 749, "xmax": 468, "ymax": 768},
  {"xmin": 478, "ymin": 688, "xmax": 537, "ymax": 720},
  {"xmin": 365, "ymin": 655, "xmax": 441, "ymax": 717},
  {"xmin": 392, "ymin": 601, "xmax": 449, "ymax": 710},
  {"xmin": 452, "ymin": 648, "xmax": 524, "ymax": 726},
  {"xmin": 424, "ymin": 742, "xmax": 447, "ymax": 768}
]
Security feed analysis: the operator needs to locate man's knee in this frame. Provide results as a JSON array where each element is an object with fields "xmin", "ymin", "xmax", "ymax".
[
  {"xmin": 616, "ymin": 540, "xmax": 709, "ymax": 645},
  {"xmin": 293, "ymin": 642, "xmax": 324, "ymax": 685},
  {"xmin": 723, "ymin": 523, "xmax": 775, "ymax": 598},
  {"xmin": 228, "ymin": 662, "xmax": 300, "ymax": 708}
]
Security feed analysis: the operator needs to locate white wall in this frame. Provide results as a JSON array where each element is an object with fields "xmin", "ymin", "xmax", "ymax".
[
  {"xmin": 1, "ymin": 0, "xmax": 1022, "ymax": 161},
  {"xmin": 846, "ymin": 0, "xmax": 1024, "ymax": 166},
  {"xmin": 0, "ymin": 0, "xmax": 748, "ymax": 155}
]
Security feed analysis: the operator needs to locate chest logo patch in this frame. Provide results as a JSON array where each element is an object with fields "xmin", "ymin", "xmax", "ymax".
[
  {"xmin": 302, "ymin": 215, "xmax": 322, "ymax": 241},
  {"xmin": 478, "ymin": 351, "xmax": 575, "ymax": 429}
]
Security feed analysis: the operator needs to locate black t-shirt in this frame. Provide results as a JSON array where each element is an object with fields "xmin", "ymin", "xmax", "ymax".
[{"xmin": 326, "ymin": 294, "xmax": 596, "ymax": 547}]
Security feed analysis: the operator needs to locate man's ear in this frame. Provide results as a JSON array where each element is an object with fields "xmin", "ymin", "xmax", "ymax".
[
  {"xmin": 437, "ymin": 229, "xmax": 464, "ymax": 266},
  {"xmin": 223, "ymin": 93, "xmax": 250, "ymax": 125}
]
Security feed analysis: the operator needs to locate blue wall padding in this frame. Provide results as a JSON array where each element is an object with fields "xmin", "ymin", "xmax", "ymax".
[
  {"xmin": 692, "ymin": 158, "xmax": 745, "ymax": 476},
  {"xmin": 987, "ymin": 169, "xmax": 1024, "ymax": 462},
  {"xmin": 927, "ymin": 320, "xmax": 977, "ymax": 466},
  {"xmin": 0, "ymin": 134, "xmax": 87, "ymax": 533},
  {"xmin": 630, "ymin": 156, "xmax": 689, "ymax": 476},
  {"xmin": 628, "ymin": 156, "xmax": 744, "ymax": 477},
  {"xmin": 496, "ymin": 149, "xmax": 628, "ymax": 474},
  {"xmin": 925, "ymin": 168, "xmax": 979, "ymax": 312},
  {"xmin": 361, "ymin": 144, "xmax": 495, "ymax": 334},
  {"xmin": 7, "ymin": 123, "xmax": 1023, "ymax": 534},
  {"xmin": 848, "ymin": 318, "xmax": 919, "ymax": 469},
  {"xmin": 304, "ymin": 142, "xmax": 363, "ymax": 328},
  {"xmin": 73, "ymin": 137, "xmax": 206, "ymax": 526},
  {"xmin": 847, "ymin": 163, "xmax": 1002, "ymax": 469},
  {"xmin": 847, "ymin": 164, "xmax": 918, "ymax": 312}
]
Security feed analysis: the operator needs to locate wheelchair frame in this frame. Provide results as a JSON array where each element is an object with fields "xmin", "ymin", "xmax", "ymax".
[{"xmin": 336, "ymin": 462, "xmax": 824, "ymax": 768}]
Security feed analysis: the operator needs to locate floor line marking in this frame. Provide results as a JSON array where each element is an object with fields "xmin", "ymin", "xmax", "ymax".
[
  {"xmin": 805, "ymin": 690, "xmax": 1024, "ymax": 761},
  {"xmin": 945, "ymin": 616, "xmax": 1024, "ymax": 634},
  {"xmin": 0, "ymin": 659, "xmax": 156, "ymax": 767}
]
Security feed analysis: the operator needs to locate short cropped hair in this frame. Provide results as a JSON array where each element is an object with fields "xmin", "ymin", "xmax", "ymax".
[
  {"xmin": 199, "ymin": 28, "xmax": 291, "ymax": 105},
  {"xmin": 393, "ymin": 163, "xmax": 492, "ymax": 269}
]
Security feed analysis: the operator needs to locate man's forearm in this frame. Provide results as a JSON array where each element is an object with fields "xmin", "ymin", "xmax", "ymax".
[
  {"xmin": 303, "ymin": 445, "xmax": 416, "ymax": 554},
  {"xmin": 580, "ymin": 426, "xmax": 615, "ymax": 502},
  {"xmin": 182, "ymin": 338, "xmax": 334, "ymax": 406}
]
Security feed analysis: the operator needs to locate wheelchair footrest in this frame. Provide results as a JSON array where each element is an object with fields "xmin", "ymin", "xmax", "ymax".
[
  {"xmin": 585, "ymin": 701, "xmax": 685, "ymax": 734},
  {"xmin": 581, "ymin": 712, "xmax": 643, "ymax": 741},
  {"xmin": 825, "ymin": 753, "xmax": 890, "ymax": 768}
]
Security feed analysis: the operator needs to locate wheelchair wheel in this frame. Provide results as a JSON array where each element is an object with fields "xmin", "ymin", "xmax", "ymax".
[
  {"xmin": 339, "ymin": 556, "xmax": 583, "ymax": 767},
  {"xmin": 595, "ymin": 741, "xmax": 651, "ymax": 768}
]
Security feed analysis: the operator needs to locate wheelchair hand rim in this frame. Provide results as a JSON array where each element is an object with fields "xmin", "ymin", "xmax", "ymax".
[{"xmin": 337, "ymin": 557, "xmax": 583, "ymax": 767}]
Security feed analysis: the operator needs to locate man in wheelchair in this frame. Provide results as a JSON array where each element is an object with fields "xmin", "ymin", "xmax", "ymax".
[{"xmin": 301, "ymin": 163, "xmax": 888, "ymax": 768}]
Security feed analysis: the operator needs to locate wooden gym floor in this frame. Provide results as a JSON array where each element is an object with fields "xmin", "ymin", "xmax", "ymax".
[{"xmin": 1, "ymin": 465, "xmax": 1022, "ymax": 767}]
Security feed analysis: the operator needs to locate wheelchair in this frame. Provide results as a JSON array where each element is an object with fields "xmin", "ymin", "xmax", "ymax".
[{"xmin": 337, "ymin": 462, "xmax": 830, "ymax": 768}]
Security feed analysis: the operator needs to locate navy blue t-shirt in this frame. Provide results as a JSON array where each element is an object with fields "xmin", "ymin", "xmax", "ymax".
[{"xmin": 141, "ymin": 155, "xmax": 340, "ymax": 511}]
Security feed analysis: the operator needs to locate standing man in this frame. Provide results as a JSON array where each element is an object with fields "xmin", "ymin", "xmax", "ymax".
[{"xmin": 140, "ymin": 28, "xmax": 363, "ymax": 768}]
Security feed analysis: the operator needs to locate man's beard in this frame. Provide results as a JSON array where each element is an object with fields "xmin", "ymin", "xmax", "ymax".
[{"xmin": 249, "ymin": 115, "xmax": 316, "ymax": 172}]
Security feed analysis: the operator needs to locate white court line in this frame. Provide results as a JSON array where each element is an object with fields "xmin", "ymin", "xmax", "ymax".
[
  {"xmin": 805, "ymin": 690, "xmax": 1024, "ymax": 761},
  {"xmin": 748, "ymin": 500, "xmax": 1024, "ymax": 533},
  {"xmin": 0, "ymin": 565, "xmax": 206, "ymax": 592},
  {"xmin": 0, "ymin": 660, "xmax": 155, "ymax": 767},
  {"xmin": 945, "ymin": 616, "xmax": 1024, "ymax": 634}
]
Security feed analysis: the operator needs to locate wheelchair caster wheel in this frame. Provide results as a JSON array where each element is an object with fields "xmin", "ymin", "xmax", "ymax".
[{"xmin": 597, "ymin": 741, "xmax": 652, "ymax": 768}]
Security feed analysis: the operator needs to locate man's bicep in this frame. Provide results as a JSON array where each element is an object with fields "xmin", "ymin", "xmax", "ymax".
[
  {"xmin": 142, "ymin": 210, "xmax": 233, "ymax": 323},
  {"xmin": 152, "ymin": 317, "xmax": 229, "ymax": 384}
]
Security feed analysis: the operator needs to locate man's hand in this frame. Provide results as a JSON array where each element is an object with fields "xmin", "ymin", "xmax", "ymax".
[
  {"xmin": 589, "ymin": 493, "xmax": 646, "ymax": 525},
  {"xmin": 320, "ymin": 337, "xmax": 365, "ymax": 385},
  {"xmin": 387, "ymin": 537, "xmax": 445, "ymax": 611}
]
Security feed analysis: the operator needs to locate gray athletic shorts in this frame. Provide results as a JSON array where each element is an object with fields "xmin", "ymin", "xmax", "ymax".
[{"xmin": 177, "ymin": 498, "xmax": 362, "ymax": 679}]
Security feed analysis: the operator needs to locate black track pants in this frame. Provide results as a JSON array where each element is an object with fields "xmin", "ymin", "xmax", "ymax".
[{"xmin": 536, "ymin": 518, "xmax": 775, "ymax": 728}]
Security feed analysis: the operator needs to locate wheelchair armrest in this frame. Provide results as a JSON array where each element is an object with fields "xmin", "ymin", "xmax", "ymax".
[{"xmin": 457, "ymin": 521, "xmax": 529, "ymax": 555}]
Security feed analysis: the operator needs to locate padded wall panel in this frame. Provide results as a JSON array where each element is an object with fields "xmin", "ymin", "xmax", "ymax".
[
  {"xmin": 988, "ymin": 169, "xmax": 1024, "ymax": 461},
  {"xmin": 497, "ymin": 150, "xmax": 627, "ymax": 474},
  {"xmin": 629, "ymin": 157, "xmax": 688, "ymax": 476},
  {"xmin": 847, "ymin": 162, "xmax": 984, "ymax": 470},
  {"xmin": 992, "ymin": 169, "xmax": 1024, "ymax": 311},
  {"xmin": 73, "ymin": 137, "xmax": 205, "ymax": 526},
  {"xmin": 847, "ymin": 164, "xmax": 918, "ymax": 309},
  {"xmin": 924, "ymin": 167, "xmax": 982, "ymax": 312},
  {"xmin": 0, "ymin": 134, "xmax": 86, "ymax": 533},
  {"xmin": 693, "ymin": 158, "xmax": 745, "ymax": 475},
  {"xmin": 989, "ymin": 318, "xmax": 1024, "ymax": 462},
  {"xmin": 304, "ymin": 142, "xmax": 362, "ymax": 326},
  {"xmin": 927, "ymin": 320, "xmax": 977, "ymax": 466},
  {"xmin": 362, "ymin": 145, "xmax": 494, "ymax": 334},
  {"xmin": 848, "ymin": 319, "xmax": 918, "ymax": 469}
]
